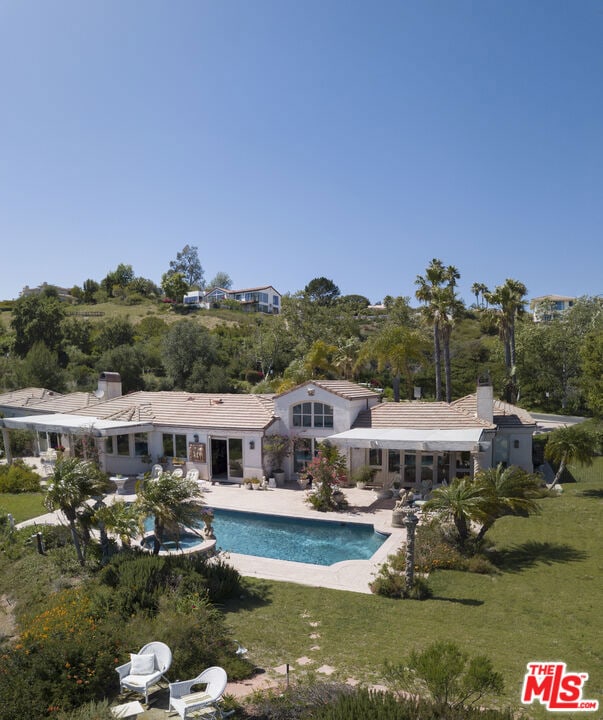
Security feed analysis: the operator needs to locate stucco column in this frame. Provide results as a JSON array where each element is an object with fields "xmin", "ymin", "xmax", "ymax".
[{"xmin": 1, "ymin": 429, "xmax": 12, "ymax": 464}]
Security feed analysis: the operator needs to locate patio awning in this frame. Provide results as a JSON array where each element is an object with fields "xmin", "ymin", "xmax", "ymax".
[
  {"xmin": 325, "ymin": 427, "xmax": 487, "ymax": 452},
  {"xmin": 0, "ymin": 414, "xmax": 154, "ymax": 437}
]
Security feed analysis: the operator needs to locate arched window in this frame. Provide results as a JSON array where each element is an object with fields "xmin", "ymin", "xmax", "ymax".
[{"xmin": 292, "ymin": 402, "xmax": 334, "ymax": 428}]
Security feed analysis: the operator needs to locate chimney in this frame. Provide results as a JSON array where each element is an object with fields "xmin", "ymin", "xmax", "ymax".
[
  {"xmin": 96, "ymin": 372, "xmax": 122, "ymax": 400},
  {"xmin": 476, "ymin": 376, "xmax": 493, "ymax": 423}
]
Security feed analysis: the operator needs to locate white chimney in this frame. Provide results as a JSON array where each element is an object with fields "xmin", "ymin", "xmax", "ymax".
[
  {"xmin": 96, "ymin": 372, "xmax": 122, "ymax": 400},
  {"xmin": 476, "ymin": 377, "xmax": 493, "ymax": 423}
]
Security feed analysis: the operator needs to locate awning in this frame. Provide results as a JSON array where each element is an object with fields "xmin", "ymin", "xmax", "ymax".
[
  {"xmin": 0, "ymin": 414, "xmax": 154, "ymax": 437},
  {"xmin": 325, "ymin": 427, "xmax": 487, "ymax": 452}
]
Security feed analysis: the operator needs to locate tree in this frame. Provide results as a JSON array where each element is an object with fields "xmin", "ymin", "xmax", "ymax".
[
  {"xmin": 162, "ymin": 321, "xmax": 217, "ymax": 389},
  {"xmin": 484, "ymin": 279, "xmax": 528, "ymax": 402},
  {"xmin": 544, "ymin": 424, "xmax": 598, "ymax": 488},
  {"xmin": 303, "ymin": 339, "xmax": 338, "ymax": 378},
  {"xmin": 93, "ymin": 317, "xmax": 135, "ymax": 352},
  {"xmin": 169, "ymin": 245, "xmax": 204, "ymax": 287},
  {"xmin": 303, "ymin": 277, "xmax": 340, "ymax": 306},
  {"xmin": 82, "ymin": 278, "xmax": 100, "ymax": 303},
  {"xmin": 161, "ymin": 271, "xmax": 189, "ymax": 302},
  {"xmin": 96, "ymin": 345, "xmax": 145, "ymax": 393},
  {"xmin": 470, "ymin": 282, "xmax": 488, "ymax": 309},
  {"xmin": 415, "ymin": 259, "xmax": 461, "ymax": 401},
  {"xmin": 423, "ymin": 477, "xmax": 488, "ymax": 547},
  {"xmin": 11, "ymin": 294, "xmax": 66, "ymax": 356},
  {"xmin": 44, "ymin": 458, "xmax": 110, "ymax": 565},
  {"xmin": 473, "ymin": 464, "xmax": 541, "ymax": 541},
  {"xmin": 18, "ymin": 341, "xmax": 66, "ymax": 391},
  {"xmin": 581, "ymin": 330, "xmax": 603, "ymax": 416},
  {"xmin": 95, "ymin": 499, "xmax": 140, "ymax": 548},
  {"xmin": 356, "ymin": 325, "xmax": 428, "ymax": 401},
  {"xmin": 135, "ymin": 471, "xmax": 205, "ymax": 554},
  {"xmin": 207, "ymin": 272, "xmax": 232, "ymax": 290}
]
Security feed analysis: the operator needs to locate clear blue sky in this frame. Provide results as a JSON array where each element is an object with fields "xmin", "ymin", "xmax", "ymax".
[{"xmin": 1, "ymin": 0, "xmax": 602, "ymax": 304}]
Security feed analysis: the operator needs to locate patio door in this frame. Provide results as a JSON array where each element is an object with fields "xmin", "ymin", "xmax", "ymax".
[{"xmin": 210, "ymin": 438, "xmax": 244, "ymax": 481}]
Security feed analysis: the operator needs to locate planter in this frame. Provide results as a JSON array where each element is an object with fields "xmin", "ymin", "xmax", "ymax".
[
  {"xmin": 273, "ymin": 470, "xmax": 285, "ymax": 487},
  {"xmin": 356, "ymin": 481, "xmax": 367, "ymax": 490}
]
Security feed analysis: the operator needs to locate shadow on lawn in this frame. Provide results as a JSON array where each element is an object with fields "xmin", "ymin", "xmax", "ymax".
[
  {"xmin": 222, "ymin": 578, "xmax": 273, "ymax": 614},
  {"xmin": 431, "ymin": 596, "xmax": 484, "ymax": 606},
  {"xmin": 490, "ymin": 541, "xmax": 587, "ymax": 572},
  {"xmin": 578, "ymin": 488, "xmax": 603, "ymax": 499}
]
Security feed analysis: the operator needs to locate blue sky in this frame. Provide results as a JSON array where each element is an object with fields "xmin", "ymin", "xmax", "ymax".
[{"xmin": 1, "ymin": 0, "xmax": 602, "ymax": 305}]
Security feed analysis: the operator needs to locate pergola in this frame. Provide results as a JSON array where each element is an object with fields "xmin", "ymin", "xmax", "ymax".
[{"xmin": 0, "ymin": 413, "xmax": 154, "ymax": 465}]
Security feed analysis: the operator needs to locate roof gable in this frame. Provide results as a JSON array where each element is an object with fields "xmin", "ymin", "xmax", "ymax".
[
  {"xmin": 276, "ymin": 380, "xmax": 380, "ymax": 402},
  {"xmin": 354, "ymin": 401, "xmax": 495, "ymax": 430},
  {"xmin": 451, "ymin": 394, "xmax": 536, "ymax": 428}
]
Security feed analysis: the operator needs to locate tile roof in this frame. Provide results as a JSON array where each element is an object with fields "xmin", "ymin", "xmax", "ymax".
[
  {"xmin": 451, "ymin": 394, "xmax": 536, "ymax": 428},
  {"xmin": 24, "ymin": 392, "xmax": 103, "ymax": 414},
  {"xmin": 73, "ymin": 391, "xmax": 277, "ymax": 431},
  {"xmin": 353, "ymin": 401, "xmax": 495, "ymax": 430},
  {"xmin": 276, "ymin": 380, "xmax": 380, "ymax": 401},
  {"xmin": 0, "ymin": 387, "xmax": 62, "ymax": 408}
]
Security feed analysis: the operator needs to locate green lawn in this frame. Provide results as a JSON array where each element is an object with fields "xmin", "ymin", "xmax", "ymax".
[
  {"xmin": 0, "ymin": 493, "xmax": 46, "ymax": 523},
  {"xmin": 224, "ymin": 461, "xmax": 603, "ymax": 716}
]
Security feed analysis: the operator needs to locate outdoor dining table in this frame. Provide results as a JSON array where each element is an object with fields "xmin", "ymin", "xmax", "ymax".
[{"xmin": 110, "ymin": 476, "xmax": 128, "ymax": 494}]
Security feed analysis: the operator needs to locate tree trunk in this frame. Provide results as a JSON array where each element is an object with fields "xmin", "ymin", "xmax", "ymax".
[
  {"xmin": 433, "ymin": 320, "xmax": 442, "ymax": 401},
  {"xmin": 549, "ymin": 456, "xmax": 566, "ymax": 489},
  {"xmin": 442, "ymin": 327, "xmax": 452, "ymax": 403},
  {"xmin": 69, "ymin": 520, "xmax": 85, "ymax": 566}
]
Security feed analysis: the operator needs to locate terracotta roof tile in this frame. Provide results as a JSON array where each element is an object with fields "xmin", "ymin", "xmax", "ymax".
[
  {"xmin": 353, "ymin": 401, "xmax": 495, "ymax": 430},
  {"xmin": 451, "ymin": 394, "xmax": 536, "ymax": 427},
  {"xmin": 0, "ymin": 387, "xmax": 62, "ymax": 408},
  {"xmin": 277, "ymin": 380, "xmax": 379, "ymax": 401}
]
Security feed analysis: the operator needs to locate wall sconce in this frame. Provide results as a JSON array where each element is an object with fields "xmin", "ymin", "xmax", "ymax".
[
  {"xmin": 249, "ymin": 440, "xmax": 255, "ymax": 450},
  {"xmin": 193, "ymin": 434, "xmax": 199, "ymax": 443},
  {"xmin": 307, "ymin": 387, "xmax": 315, "ymax": 396}
]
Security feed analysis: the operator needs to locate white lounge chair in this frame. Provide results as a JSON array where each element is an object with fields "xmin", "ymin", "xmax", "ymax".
[
  {"xmin": 185, "ymin": 469, "xmax": 199, "ymax": 483},
  {"xmin": 168, "ymin": 666, "xmax": 230, "ymax": 720},
  {"xmin": 116, "ymin": 641, "xmax": 172, "ymax": 704}
]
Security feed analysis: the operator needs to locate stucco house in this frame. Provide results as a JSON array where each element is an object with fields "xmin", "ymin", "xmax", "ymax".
[
  {"xmin": 1, "ymin": 374, "xmax": 536, "ymax": 490},
  {"xmin": 183, "ymin": 285, "xmax": 281, "ymax": 314}
]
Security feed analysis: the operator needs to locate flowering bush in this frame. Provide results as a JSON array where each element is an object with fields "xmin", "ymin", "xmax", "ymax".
[{"xmin": 302, "ymin": 445, "xmax": 348, "ymax": 512}]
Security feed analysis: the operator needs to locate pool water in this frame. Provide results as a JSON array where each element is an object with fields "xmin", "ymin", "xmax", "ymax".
[{"xmin": 144, "ymin": 509, "xmax": 387, "ymax": 566}]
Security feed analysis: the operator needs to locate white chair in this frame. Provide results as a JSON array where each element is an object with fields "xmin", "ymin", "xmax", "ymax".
[
  {"xmin": 185, "ymin": 469, "xmax": 199, "ymax": 483},
  {"xmin": 151, "ymin": 464, "xmax": 163, "ymax": 479},
  {"xmin": 116, "ymin": 641, "xmax": 172, "ymax": 705},
  {"xmin": 169, "ymin": 666, "xmax": 229, "ymax": 720},
  {"xmin": 172, "ymin": 468, "xmax": 184, "ymax": 478}
]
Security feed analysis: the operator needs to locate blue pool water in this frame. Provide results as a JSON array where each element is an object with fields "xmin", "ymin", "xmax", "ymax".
[{"xmin": 144, "ymin": 509, "xmax": 387, "ymax": 566}]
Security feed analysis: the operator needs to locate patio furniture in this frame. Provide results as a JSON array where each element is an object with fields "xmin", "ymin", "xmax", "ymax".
[
  {"xmin": 111, "ymin": 700, "xmax": 144, "ymax": 718},
  {"xmin": 151, "ymin": 464, "xmax": 163, "ymax": 479},
  {"xmin": 172, "ymin": 468, "xmax": 184, "ymax": 478},
  {"xmin": 186, "ymin": 469, "xmax": 199, "ymax": 483},
  {"xmin": 116, "ymin": 641, "xmax": 172, "ymax": 705},
  {"xmin": 168, "ymin": 666, "xmax": 228, "ymax": 720},
  {"xmin": 111, "ymin": 476, "xmax": 129, "ymax": 494}
]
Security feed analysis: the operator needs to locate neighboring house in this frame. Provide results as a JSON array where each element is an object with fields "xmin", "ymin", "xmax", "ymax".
[
  {"xmin": 183, "ymin": 285, "xmax": 281, "ymax": 314},
  {"xmin": 0, "ymin": 375, "xmax": 537, "ymax": 487},
  {"xmin": 20, "ymin": 283, "xmax": 75, "ymax": 303},
  {"xmin": 530, "ymin": 295, "xmax": 576, "ymax": 322}
]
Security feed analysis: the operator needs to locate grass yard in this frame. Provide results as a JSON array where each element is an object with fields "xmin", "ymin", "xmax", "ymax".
[
  {"xmin": 0, "ymin": 493, "xmax": 46, "ymax": 523},
  {"xmin": 224, "ymin": 462, "xmax": 603, "ymax": 717}
]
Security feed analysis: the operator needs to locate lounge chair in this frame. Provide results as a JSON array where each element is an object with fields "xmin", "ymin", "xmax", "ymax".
[
  {"xmin": 172, "ymin": 468, "xmax": 184, "ymax": 478},
  {"xmin": 168, "ymin": 666, "xmax": 231, "ymax": 720},
  {"xmin": 116, "ymin": 641, "xmax": 172, "ymax": 705},
  {"xmin": 186, "ymin": 469, "xmax": 199, "ymax": 483}
]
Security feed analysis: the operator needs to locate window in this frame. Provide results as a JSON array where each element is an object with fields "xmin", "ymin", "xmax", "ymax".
[
  {"xmin": 388, "ymin": 450, "xmax": 400, "ymax": 473},
  {"xmin": 293, "ymin": 438, "xmax": 314, "ymax": 473},
  {"xmin": 292, "ymin": 402, "xmax": 333, "ymax": 428},
  {"xmin": 116, "ymin": 434, "xmax": 130, "ymax": 456},
  {"xmin": 369, "ymin": 448, "xmax": 382, "ymax": 467},
  {"xmin": 228, "ymin": 438, "xmax": 243, "ymax": 478},
  {"xmin": 162, "ymin": 433, "xmax": 188, "ymax": 458},
  {"xmin": 403, "ymin": 453, "xmax": 416, "ymax": 485},
  {"xmin": 273, "ymin": 295, "xmax": 279, "ymax": 306},
  {"xmin": 134, "ymin": 433, "xmax": 149, "ymax": 457}
]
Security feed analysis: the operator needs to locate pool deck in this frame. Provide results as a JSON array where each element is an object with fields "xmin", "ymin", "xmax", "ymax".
[{"xmin": 17, "ymin": 462, "xmax": 406, "ymax": 594}]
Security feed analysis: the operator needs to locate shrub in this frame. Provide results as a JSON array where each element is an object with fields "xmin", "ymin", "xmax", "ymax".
[
  {"xmin": 370, "ymin": 558, "xmax": 432, "ymax": 600},
  {"xmin": 0, "ymin": 460, "xmax": 41, "ymax": 493}
]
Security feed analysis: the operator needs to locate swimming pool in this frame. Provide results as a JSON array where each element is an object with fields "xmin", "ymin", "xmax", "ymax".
[{"xmin": 144, "ymin": 509, "xmax": 387, "ymax": 566}]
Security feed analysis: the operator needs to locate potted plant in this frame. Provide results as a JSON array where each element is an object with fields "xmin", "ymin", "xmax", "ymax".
[
  {"xmin": 250, "ymin": 476, "xmax": 261, "ymax": 490},
  {"xmin": 263, "ymin": 434, "xmax": 291, "ymax": 487},
  {"xmin": 352, "ymin": 465, "xmax": 377, "ymax": 489}
]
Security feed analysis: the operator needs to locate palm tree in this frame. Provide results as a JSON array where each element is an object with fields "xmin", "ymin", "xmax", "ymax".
[
  {"xmin": 415, "ymin": 260, "xmax": 462, "ymax": 402},
  {"xmin": 484, "ymin": 279, "xmax": 528, "ymax": 402},
  {"xmin": 423, "ymin": 477, "xmax": 488, "ymax": 546},
  {"xmin": 470, "ymin": 282, "xmax": 489, "ymax": 309},
  {"xmin": 544, "ymin": 425, "xmax": 597, "ymax": 489},
  {"xmin": 95, "ymin": 500, "xmax": 141, "ymax": 548},
  {"xmin": 135, "ymin": 471, "xmax": 205, "ymax": 555},
  {"xmin": 355, "ymin": 325, "xmax": 429, "ymax": 401},
  {"xmin": 44, "ymin": 457, "xmax": 110, "ymax": 565},
  {"xmin": 473, "ymin": 464, "xmax": 541, "ymax": 541}
]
